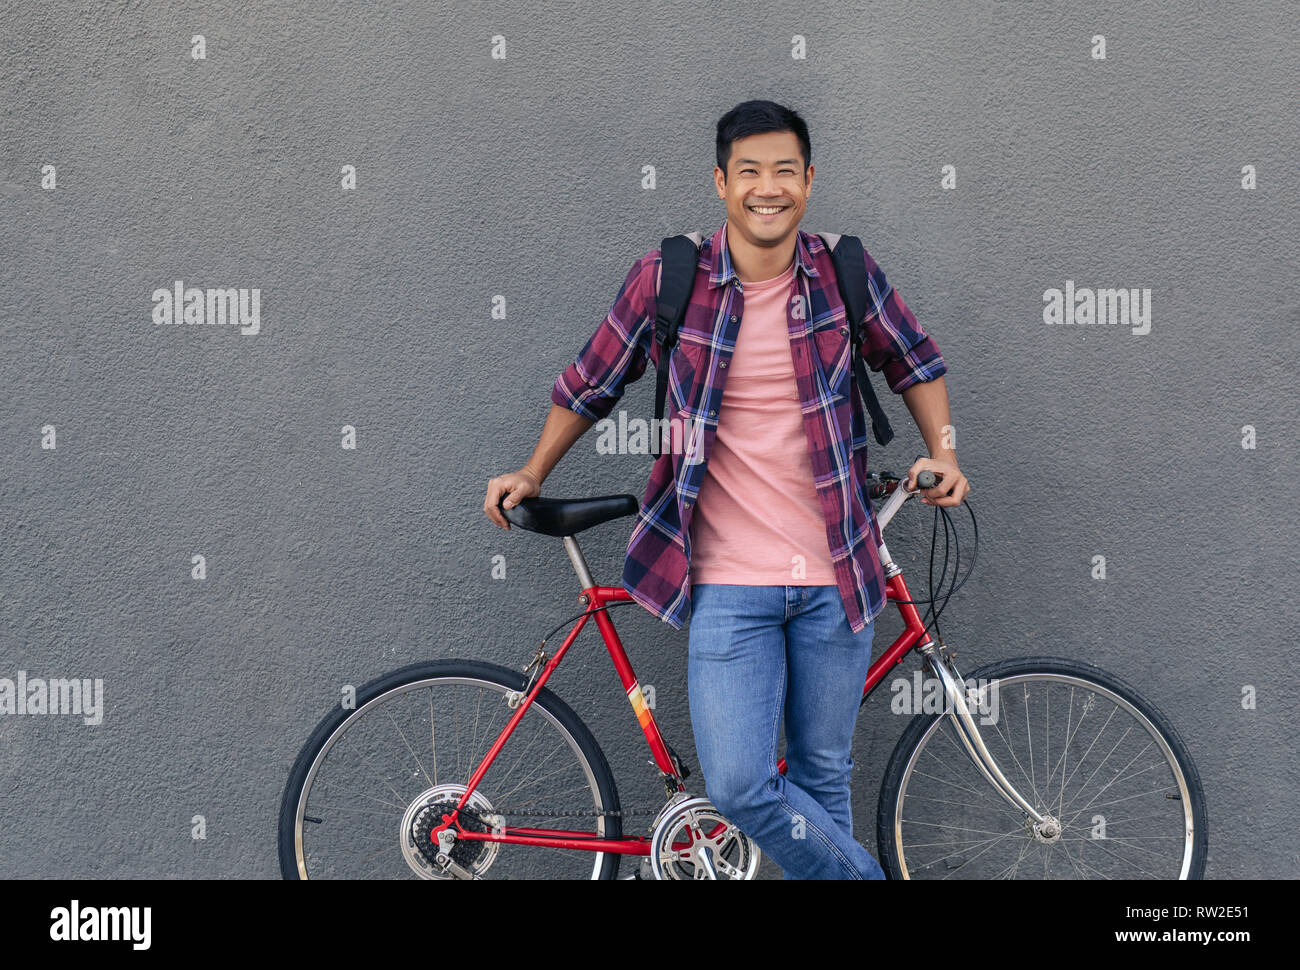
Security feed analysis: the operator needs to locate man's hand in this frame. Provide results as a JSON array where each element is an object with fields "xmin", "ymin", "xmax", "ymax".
[
  {"xmin": 904, "ymin": 456, "xmax": 970, "ymax": 507},
  {"xmin": 484, "ymin": 469, "xmax": 542, "ymax": 529}
]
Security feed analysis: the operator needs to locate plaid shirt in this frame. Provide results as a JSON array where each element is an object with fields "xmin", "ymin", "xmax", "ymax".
[{"xmin": 551, "ymin": 220, "xmax": 947, "ymax": 633}]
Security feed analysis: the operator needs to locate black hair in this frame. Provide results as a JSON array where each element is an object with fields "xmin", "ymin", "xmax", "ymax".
[{"xmin": 715, "ymin": 100, "xmax": 811, "ymax": 179}]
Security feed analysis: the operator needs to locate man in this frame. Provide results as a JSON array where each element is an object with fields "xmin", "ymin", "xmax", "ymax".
[{"xmin": 484, "ymin": 100, "xmax": 970, "ymax": 879}]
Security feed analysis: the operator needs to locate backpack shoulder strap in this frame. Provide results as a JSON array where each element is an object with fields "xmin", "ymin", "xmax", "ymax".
[
  {"xmin": 655, "ymin": 233, "xmax": 702, "ymax": 353},
  {"xmin": 816, "ymin": 232, "xmax": 867, "ymax": 333},
  {"xmin": 651, "ymin": 233, "xmax": 701, "ymax": 455},
  {"xmin": 815, "ymin": 231, "xmax": 895, "ymax": 447}
]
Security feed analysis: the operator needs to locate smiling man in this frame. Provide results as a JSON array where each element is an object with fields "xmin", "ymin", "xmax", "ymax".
[{"xmin": 485, "ymin": 99, "xmax": 969, "ymax": 879}]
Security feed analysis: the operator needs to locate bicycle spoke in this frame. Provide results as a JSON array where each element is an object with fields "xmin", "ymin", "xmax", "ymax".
[
  {"xmin": 454, "ymin": 704, "xmax": 462, "ymax": 780},
  {"xmin": 385, "ymin": 707, "xmax": 433, "ymax": 789},
  {"xmin": 1057, "ymin": 710, "xmax": 1125, "ymax": 801},
  {"xmin": 898, "ymin": 790, "xmax": 1021, "ymax": 819},
  {"xmin": 890, "ymin": 669, "xmax": 1198, "ymax": 880},
  {"xmin": 494, "ymin": 782, "xmax": 601, "ymax": 811},
  {"xmin": 984, "ymin": 684, "xmax": 1051, "ymax": 810},
  {"xmin": 469, "ymin": 687, "xmax": 488, "ymax": 778},
  {"xmin": 1023, "ymin": 683, "xmax": 1038, "ymax": 805},
  {"xmin": 1060, "ymin": 784, "xmax": 1184, "ymax": 823},
  {"xmin": 991, "ymin": 837, "xmax": 1033, "ymax": 880},
  {"xmin": 939, "ymin": 827, "xmax": 1026, "ymax": 879},
  {"xmin": 1073, "ymin": 831, "xmax": 1166, "ymax": 879},
  {"xmin": 932, "ymin": 722, "xmax": 1030, "ymax": 816},
  {"xmin": 480, "ymin": 717, "xmax": 563, "ymax": 796},
  {"xmin": 342, "ymin": 733, "xmax": 412, "ymax": 808},
  {"xmin": 289, "ymin": 674, "xmax": 615, "ymax": 879},
  {"xmin": 428, "ymin": 691, "xmax": 438, "ymax": 787},
  {"xmin": 308, "ymin": 803, "xmax": 408, "ymax": 818},
  {"xmin": 495, "ymin": 758, "xmax": 594, "ymax": 804},
  {"xmin": 1052, "ymin": 686, "xmax": 1081, "ymax": 819},
  {"xmin": 1058, "ymin": 839, "xmax": 1114, "ymax": 879},
  {"xmin": 904, "ymin": 834, "xmax": 1027, "ymax": 849},
  {"xmin": 900, "ymin": 818, "xmax": 1024, "ymax": 838},
  {"xmin": 908, "ymin": 827, "xmax": 1024, "ymax": 874},
  {"xmin": 1058, "ymin": 745, "xmax": 1164, "ymax": 829}
]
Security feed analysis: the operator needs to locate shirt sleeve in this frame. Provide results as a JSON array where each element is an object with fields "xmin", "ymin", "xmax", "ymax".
[
  {"xmin": 856, "ymin": 248, "xmax": 947, "ymax": 393},
  {"xmin": 550, "ymin": 253, "xmax": 657, "ymax": 422}
]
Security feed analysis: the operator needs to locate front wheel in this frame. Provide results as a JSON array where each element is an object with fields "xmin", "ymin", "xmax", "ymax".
[
  {"xmin": 278, "ymin": 660, "xmax": 623, "ymax": 879},
  {"xmin": 876, "ymin": 656, "xmax": 1208, "ymax": 879}
]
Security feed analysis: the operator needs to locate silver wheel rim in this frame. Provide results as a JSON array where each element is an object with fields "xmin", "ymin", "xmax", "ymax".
[
  {"xmin": 893, "ymin": 672, "xmax": 1196, "ymax": 879},
  {"xmin": 292, "ymin": 675, "xmax": 609, "ymax": 879}
]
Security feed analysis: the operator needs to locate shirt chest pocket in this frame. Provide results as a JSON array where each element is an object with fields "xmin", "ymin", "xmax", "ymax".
[
  {"xmin": 812, "ymin": 324, "xmax": 853, "ymax": 402},
  {"xmin": 668, "ymin": 339, "xmax": 709, "ymax": 416}
]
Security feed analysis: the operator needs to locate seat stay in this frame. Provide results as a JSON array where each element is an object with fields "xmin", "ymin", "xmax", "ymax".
[
  {"xmin": 449, "ymin": 575, "xmax": 682, "ymax": 835},
  {"xmin": 449, "ymin": 604, "xmax": 595, "ymax": 821}
]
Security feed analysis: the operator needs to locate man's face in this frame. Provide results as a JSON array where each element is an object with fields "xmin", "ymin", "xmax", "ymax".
[{"xmin": 714, "ymin": 130, "xmax": 812, "ymax": 250}]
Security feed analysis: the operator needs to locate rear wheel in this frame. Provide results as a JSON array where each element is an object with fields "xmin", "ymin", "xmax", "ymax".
[
  {"xmin": 876, "ymin": 656, "xmax": 1208, "ymax": 879},
  {"xmin": 278, "ymin": 660, "xmax": 623, "ymax": 879}
]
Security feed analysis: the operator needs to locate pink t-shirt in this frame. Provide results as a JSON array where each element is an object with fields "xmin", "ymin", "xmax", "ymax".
[{"xmin": 689, "ymin": 258, "xmax": 836, "ymax": 586}]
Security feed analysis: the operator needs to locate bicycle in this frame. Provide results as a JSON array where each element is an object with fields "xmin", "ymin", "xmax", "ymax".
[{"xmin": 278, "ymin": 470, "xmax": 1208, "ymax": 879}]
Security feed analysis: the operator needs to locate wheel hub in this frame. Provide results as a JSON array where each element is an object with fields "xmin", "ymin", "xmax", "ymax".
[
  {"xmin": 400, "ymin": 784, "xmax": 500, "ymax": 879},
  {"xmin": 1030, "ymin": 814, "xmax": 1063, "ymax": 843}
]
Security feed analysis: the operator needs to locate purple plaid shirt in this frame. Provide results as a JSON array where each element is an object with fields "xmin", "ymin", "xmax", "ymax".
[{"xmin": 551, "ymin": 220, "xmax": 947, "ymax": 633}]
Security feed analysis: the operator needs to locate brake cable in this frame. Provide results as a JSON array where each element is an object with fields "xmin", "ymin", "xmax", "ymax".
[{"xmin": 878, "ymin": 476, "xmax": 980, "ymax": 644}]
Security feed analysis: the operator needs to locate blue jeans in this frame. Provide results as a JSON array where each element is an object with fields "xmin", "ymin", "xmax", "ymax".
[{"xmin": 686, "ymin": 583, "xmax": 885, "ymax": 879}]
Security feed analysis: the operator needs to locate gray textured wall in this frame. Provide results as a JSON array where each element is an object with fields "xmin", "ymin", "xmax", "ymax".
[{"xmin": 1, "ymin": 0, "xmax": 1295, "ymax": 879}]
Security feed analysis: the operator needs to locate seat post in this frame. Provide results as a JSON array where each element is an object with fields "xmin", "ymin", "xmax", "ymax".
[{"xmin": 562, "ymin": 535, "xmax": 595, "ymax": 590}]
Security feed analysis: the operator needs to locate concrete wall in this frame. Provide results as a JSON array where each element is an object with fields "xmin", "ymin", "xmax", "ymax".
[{"xmin": 1, "ymin": 0, "xmax": 1295, "ymax": 878}]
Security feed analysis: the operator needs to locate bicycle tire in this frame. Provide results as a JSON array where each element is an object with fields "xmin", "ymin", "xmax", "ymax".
[
  {"xmin": 278, "ymin": 659, "xmax": 623, "ymax": 880},
  {"xmin": 875, "ymin": 656, "xmax": 1208, "ymax": 880}
]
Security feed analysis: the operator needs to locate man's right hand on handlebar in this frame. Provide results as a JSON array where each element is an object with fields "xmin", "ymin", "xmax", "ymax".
[{"xmin": 484, "ymin": 469, "xmax": 542, "ymax": 529}]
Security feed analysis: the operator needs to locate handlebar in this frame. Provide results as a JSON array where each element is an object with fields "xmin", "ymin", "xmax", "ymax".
[{"xmin": 867, "ymin": 468, "xmax": 940, "ymax": 502}]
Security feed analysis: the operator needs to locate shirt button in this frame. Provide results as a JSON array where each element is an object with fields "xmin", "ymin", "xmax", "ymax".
[
  {"xmin": 730, "ymin": 315, "xmax": 738, "ymax": 322},
  {"xmin": 709, "ymin": 410, "xmax": 716, "ymax": 416},
  {"xmin": 684, "ymin": 501, "xmax": 692, "ymax": 509},
  {"xmin": 719, "ymin": 361, "xmax": 727, "ymax": 368},
  {"xmin": 840, "ymin": 326, "xmax": 849, "ymax": 335}
]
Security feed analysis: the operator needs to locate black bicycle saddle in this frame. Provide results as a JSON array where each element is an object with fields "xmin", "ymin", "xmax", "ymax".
[{"xmin": 499, "ymin": 494, "xmax": 639, "ymax": 537}]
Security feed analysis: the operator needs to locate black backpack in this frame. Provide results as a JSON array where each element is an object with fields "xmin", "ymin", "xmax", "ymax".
[{"xmin": 650, "ymin": 231, "xmax": 895, "ymax": 457}]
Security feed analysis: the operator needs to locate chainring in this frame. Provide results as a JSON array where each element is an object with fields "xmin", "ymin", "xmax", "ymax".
[{"xmin": 649, "ymin": 795, "xmax": 762, "ymax": 880}]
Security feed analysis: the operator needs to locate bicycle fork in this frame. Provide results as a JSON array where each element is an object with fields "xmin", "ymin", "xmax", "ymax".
[{"xmin": 918, "ymin": 643, "xmax": 1059, "ymax": 839}]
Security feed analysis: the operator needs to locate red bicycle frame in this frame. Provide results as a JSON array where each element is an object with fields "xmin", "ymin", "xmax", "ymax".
[{"xmin": 437, "ymin": 491, "xmax": 937, "ymax": 856}]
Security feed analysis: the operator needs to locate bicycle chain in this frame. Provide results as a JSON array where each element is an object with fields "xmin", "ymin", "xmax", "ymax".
[
  {"xmin": 420, "ymin": 800, "xmax": 662, "ymax": 821},
  {"xmin": 481, "ymin": 803, "xmax": 662, "ymax": 819}
]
